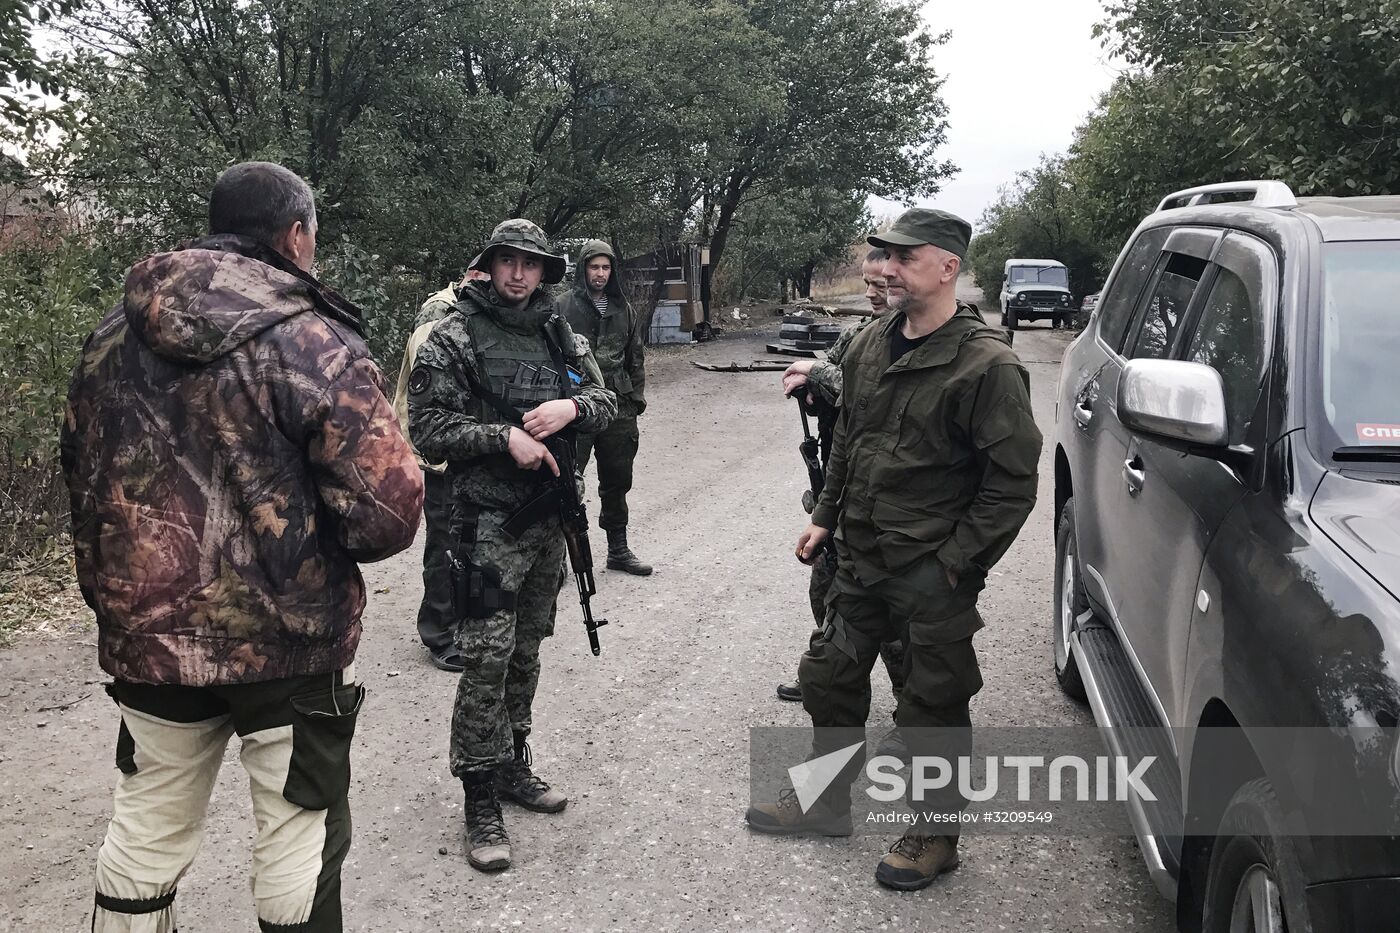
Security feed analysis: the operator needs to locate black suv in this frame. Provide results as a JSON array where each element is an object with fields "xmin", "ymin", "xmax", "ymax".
[{"xmin": 1052, "ymin": 181, "xmax": 1400, "ymax": 932}]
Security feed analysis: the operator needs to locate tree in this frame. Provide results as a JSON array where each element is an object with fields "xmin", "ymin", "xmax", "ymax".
[
  {"xmin": 698, "ymin": 0, "xmax": 956, "ymax": 280},
  {"xmin": 977, "ymin": 0, "xmax": 1400, "ymax": 312},
  {"xmin": 714, "ymin": 183, "xmax": 869, "ymax": 301},
  {"xmin": 1, "ymin": 0, "xmax": 76, "ymax": 131},
  {"xmin": 1091, "ymin": 0, "xmax": 1400, "ymax": 200},
  {"xmin": 968, "ymin": 156, "xmax": 1107, "ymax": 299}
]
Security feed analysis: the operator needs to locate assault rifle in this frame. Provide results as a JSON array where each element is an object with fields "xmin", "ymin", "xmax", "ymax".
[
  {"xmin": 795, "ymin": 394, "xmax": 836, "ymax": 564},
  {"xmin": 501, "ymin": 434, "xmax": 609, "ymax": 656}
]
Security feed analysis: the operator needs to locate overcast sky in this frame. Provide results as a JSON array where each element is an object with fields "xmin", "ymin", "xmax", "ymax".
[{"xmin": 871, "ymin": 0, "xmax": 1125, "ymax": 233}]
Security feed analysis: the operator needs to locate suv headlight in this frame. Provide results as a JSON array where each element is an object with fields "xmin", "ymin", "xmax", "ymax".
[
  {"xmin": 1060, "ymin": 294, "xmax": 1070, "ymax": 304},
  {"xmin": 1016, "ymin": 293, "xmax": 1028, "ymax": 303}
]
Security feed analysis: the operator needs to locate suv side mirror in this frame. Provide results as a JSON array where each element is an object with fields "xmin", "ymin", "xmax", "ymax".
[{"xmin": 1118, "ymin": 360, "xmax": 1228, "ymax": 447}]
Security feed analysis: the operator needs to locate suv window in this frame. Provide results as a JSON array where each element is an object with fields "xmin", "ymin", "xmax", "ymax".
[
  {"xmin": 1185, "ymin": 269, "xmax": 1264, "ymax": 445},
  {"xmin": 1096, "ymin": 226, "xmax": 1171, "ymax": 351},
  {"xmin": 1127, "ymin": 252, "xmax": 1209, "ymax": 360}
]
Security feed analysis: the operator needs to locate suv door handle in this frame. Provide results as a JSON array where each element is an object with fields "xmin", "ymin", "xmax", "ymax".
[
  {"xmin": 1072, "ymin": 399, "xmax": 1093, "ymax": 429},
  {"xmin": 1123, "ymin": 455, "xmax": 1146, "ymax": 496}
]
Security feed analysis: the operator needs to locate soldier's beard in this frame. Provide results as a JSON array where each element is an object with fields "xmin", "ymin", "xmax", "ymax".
[{"xmin": 889, "ymin": 289, "xmax": 920, "ymax": 314}]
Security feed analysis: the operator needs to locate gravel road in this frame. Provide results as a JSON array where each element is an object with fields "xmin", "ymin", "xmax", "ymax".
[{"xmin": 0, "ymin": 286, "xmax": 1176, "ymax": 931}]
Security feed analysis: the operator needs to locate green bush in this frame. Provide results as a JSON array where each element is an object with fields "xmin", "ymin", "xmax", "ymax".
[{"xmin": 0, "ymin": 233, "xmax": 120, "ymax": 567}]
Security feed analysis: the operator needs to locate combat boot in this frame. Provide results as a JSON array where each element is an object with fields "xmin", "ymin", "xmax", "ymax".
[
  {"xmin": 745, "ymin": 787, "xmax": 852, "ymax": 836},
  {"xmin": 874, "ymin": 724, "xmax": 907, "ymax": 760},
  {"xmin": 775, "ymin": 681, "xmax": 802, "ymax": 702},
  {"xmin": 875, "ymin": 832, "xmax": 960, "ymax": 890},
  {"xmin": 605, "ymin": 528, "xmax": 653, "ymax": 576},
  {"xmin": 462, "ymin": 771, "xmax": 511, "ymax": 871},
  {"xmin": 495, "ymin": 734, "xmax": 568, "ymax": 813}
]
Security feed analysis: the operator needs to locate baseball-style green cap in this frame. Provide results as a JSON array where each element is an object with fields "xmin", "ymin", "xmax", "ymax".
[{"xmin": 869, "ymin": 208, "xmax": 972, "ymax": 259}]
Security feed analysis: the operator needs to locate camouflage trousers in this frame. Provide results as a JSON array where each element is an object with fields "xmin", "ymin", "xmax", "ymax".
[
  {"xmin": 449, "ymin": 508, "xmax": 566, "ymax": 777},
  {"xmin": 576, "ymin": 416, "xmax": 638, "ymax": 531},
  {"xmin": 807, "ymin": 549, "xmax": 906, "ymax": 699}
]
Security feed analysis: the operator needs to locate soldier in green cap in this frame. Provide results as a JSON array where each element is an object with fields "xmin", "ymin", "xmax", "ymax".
[
  {"xmin": 555, "ymin": 239, "xmax": 652, "ymax": 575},
  {"xmin": 746, "ymin": 208, "xmax": 1043, "ymax": 892},
  {"xmin": 774, "ymin": 247, "xmax": 905, "ymax": 708},
  {"xmin": 408, "ymin": 218, "xmax": 617, "ymax": 872}
]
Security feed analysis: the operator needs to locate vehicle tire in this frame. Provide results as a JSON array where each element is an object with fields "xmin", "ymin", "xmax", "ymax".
[
  {"xmin": 1007, "ymin": 306, "xmax": 1019, "ymax": 331},
  {"xmin": 1202, "ymin": 779, "xmax": 1310, "ymax": 933},
  {"xmin": 1053, "ymin": 499, "xmax": 1088, "ymax": 701},
  {"xmin": 1000, "ymin": 304, "xmax": 1009, "ymax": 328}
]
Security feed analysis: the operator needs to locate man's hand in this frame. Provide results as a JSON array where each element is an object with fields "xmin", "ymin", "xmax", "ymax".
[
  {"xmin": 796, "ymin": 523, "xmax": 830, "ymax": 564},
  {"xmin": 523, "ymin": 399, "xmax": 577, "ymax": 440},
  {"xmin": 507, "ymin": 427, "xmax": 560, "ymax": 476},
  {"xmin": 782, "ymin": 359, "xmax": 817, "ymax": 398}
]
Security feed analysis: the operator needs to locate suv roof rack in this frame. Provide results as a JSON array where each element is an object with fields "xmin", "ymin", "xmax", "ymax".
[{"xmin": 1156, "ymin": 180, "xmax": 1297, "ymax": 212}]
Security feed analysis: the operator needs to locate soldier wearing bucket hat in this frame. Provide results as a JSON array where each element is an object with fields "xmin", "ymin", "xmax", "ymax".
[
  {"xmin": 408, "ymin": 218, "xmax": 617, "ymax": 872},
  {"xmin": 747, "ymin": 207, "xmax": 1042, "ymax": 892},
  {"xmin": 468, "ymin": 220, "xmax": 568, "ymax": 285}
]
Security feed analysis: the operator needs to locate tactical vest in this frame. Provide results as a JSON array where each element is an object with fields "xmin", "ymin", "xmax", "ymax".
[{"xmin": 456, "ymin": 302, "xmax": 572, "ymax": 480}]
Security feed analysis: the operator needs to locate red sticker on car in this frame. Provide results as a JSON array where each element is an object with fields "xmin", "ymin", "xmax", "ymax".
[{"xmin": 1356, "ymin": 423, "xmax": 1400, "ymax": 444}]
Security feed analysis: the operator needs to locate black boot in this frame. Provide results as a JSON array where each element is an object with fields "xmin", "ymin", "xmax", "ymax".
[
  {"xmin": 462, "ymin": 770, "xmax": 511, "ymax": 871},
  {"xmin": 495, "ymin": 732, "xmax": 568, "ymax": 813},
  {"xmin": 776, "ymin": 681, "xmax": 802, "ymax": 702},
  {"xmin": 606, "ymin": 528, "xmax": 653, "ymax": 576}
]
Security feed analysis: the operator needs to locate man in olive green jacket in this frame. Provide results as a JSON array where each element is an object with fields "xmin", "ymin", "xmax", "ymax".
[
  {"xmin": 746, "ymin": 209, "xmax": 1043, "ymax": 892},
  {"xmin": 556, "ymin": 239, "xmax": 652, "ymax": 575}
]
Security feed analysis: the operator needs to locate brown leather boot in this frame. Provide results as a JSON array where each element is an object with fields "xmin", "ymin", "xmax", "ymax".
[
  {"xmin": 875, "ymin": 832, "xmax": 960, "ymax": 890},
  {"xmin": 745, "ymin": 787, "xmax": 852, "ymax": 836}
]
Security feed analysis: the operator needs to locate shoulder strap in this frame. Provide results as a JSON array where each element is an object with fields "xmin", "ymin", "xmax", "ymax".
[{"xmin": 543, "ymin": 315, "xmax": 574, "ymax": 400}]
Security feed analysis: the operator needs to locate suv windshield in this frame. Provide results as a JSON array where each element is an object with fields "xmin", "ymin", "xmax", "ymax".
[
  {"xmin": 1010, "ymin": 266, "xmax": 1068, "ymax": 287},
  {"xmin": 1321, "ymin": 241, "xmax": 1400, "ymax": 456}
]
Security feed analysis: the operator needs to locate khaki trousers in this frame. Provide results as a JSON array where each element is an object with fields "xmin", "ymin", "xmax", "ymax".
[{"xmin": 93, "ymin": 667, "xmax": 362, "ymax": 932}]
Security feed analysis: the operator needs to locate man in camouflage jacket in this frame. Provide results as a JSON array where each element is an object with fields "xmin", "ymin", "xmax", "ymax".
[
  {"xmin": 61, "ymin": 162, "xmax": 423, "ymax": 931},
  {"xmin": 408, "ymin": 219, "xmax": 616, "ymax": 872}
]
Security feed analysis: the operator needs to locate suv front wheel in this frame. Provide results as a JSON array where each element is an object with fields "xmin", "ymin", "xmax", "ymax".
[{"xmin": 1052, "ymin": 499, "xmax": 1088, "ymax": 700}]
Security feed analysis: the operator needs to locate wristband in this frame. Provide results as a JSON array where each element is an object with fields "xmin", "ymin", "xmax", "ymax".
[{"xmin": 572, "ymin": 399, "xmax": 581, "ymax": 419}]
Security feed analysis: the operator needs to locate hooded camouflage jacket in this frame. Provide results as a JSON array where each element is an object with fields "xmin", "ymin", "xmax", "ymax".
[
  {"xmin": 61, "ymin": 235, "xmax": 424, "ymax": 686},
  {"xmin": 555, "ymin": 240, "xmax": 646, "ymax": 417},
  {"xmin": 408, "ymin": 281, "xmax": 616, "ymax": 515}
]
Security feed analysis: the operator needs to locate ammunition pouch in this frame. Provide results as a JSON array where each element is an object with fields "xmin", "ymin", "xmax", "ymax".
[
  {"xmin": 446, "ymin": 501, "xmax": 516, "ymax": 620},
  {"xmin": 447, "ymin": 548, "xmax": 516, "ymax": 619}
]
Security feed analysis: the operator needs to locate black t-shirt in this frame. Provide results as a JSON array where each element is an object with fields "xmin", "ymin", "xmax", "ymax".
[{"xmin": 890, "ymin": 328, "xmax": 932, "ymax": 364}]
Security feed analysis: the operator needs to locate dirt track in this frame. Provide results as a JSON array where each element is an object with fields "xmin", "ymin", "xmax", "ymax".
[{"xmin": 0, "ymin": 285, "xmax": 1175, "ymax": 931}]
